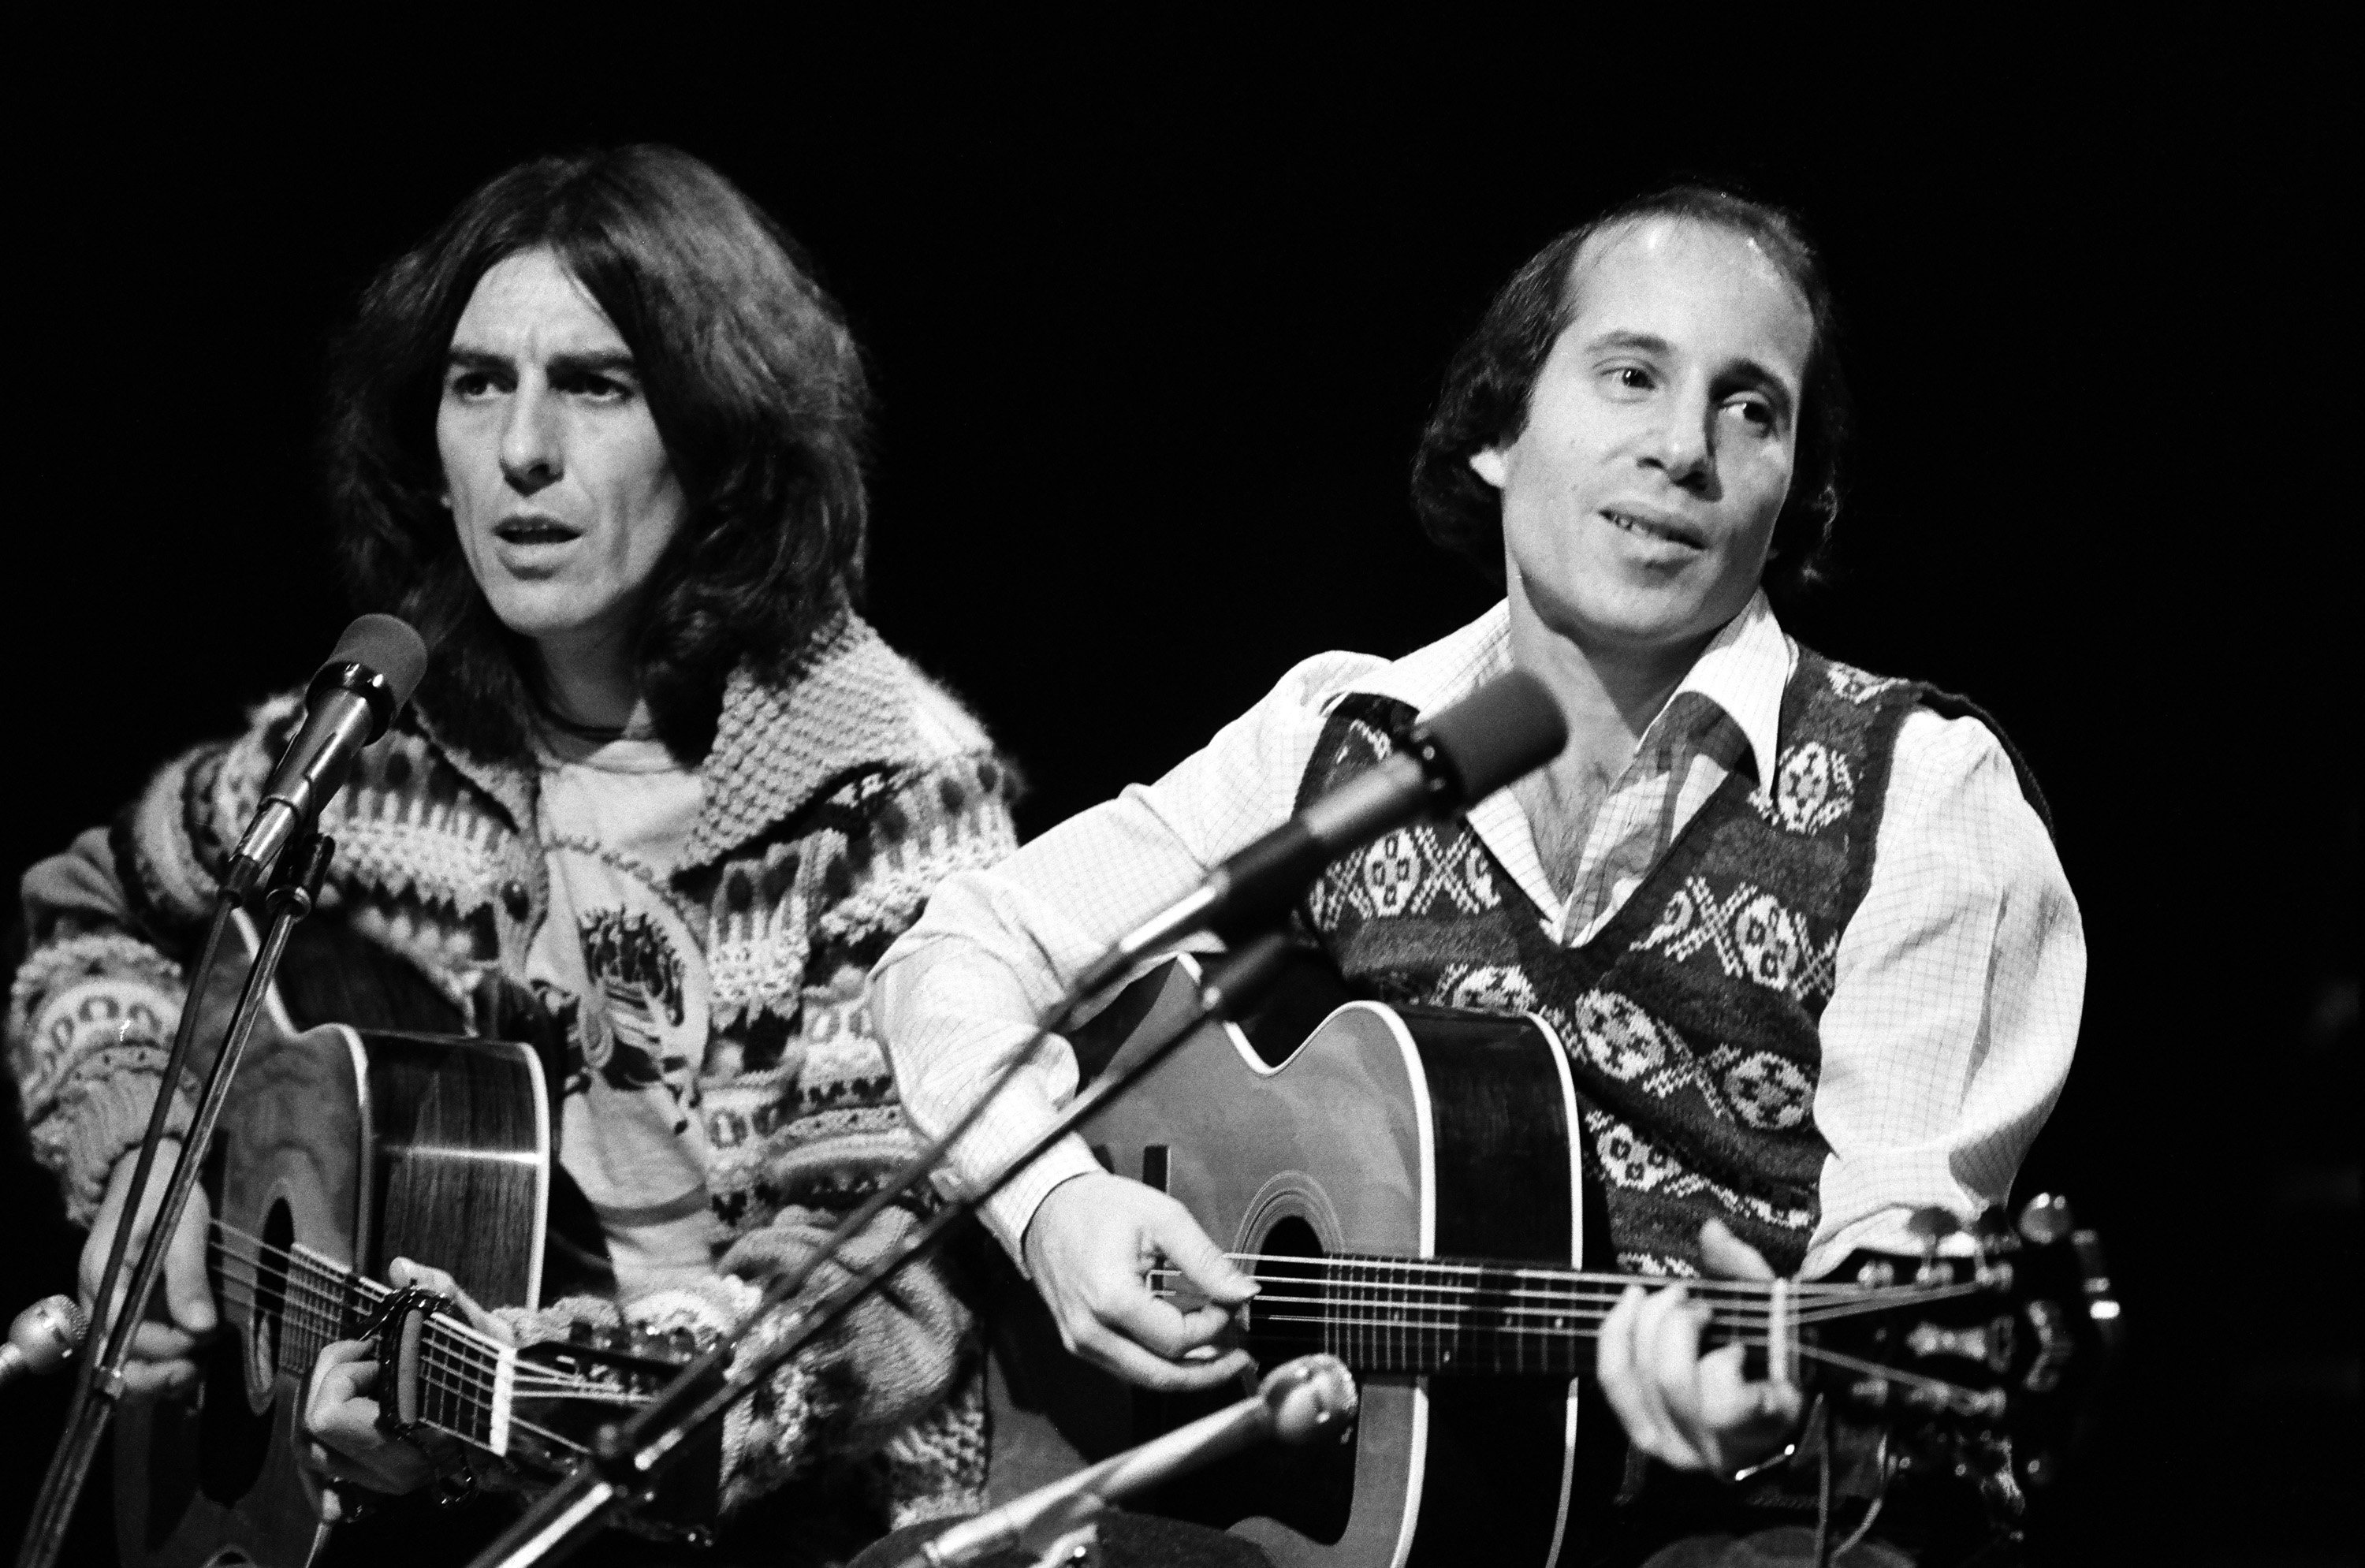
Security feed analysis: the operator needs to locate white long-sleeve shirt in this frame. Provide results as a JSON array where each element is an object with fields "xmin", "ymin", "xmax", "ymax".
[{"xmin": 871, "ymin": 594, "xmax": 2084, "ymax": 1278}]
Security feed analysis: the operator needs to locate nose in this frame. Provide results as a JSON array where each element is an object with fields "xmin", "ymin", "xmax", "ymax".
[
  {"xmin": 1641, "ymin": 387, "xmax": 1716, "ymax": 495},
  {"xmin": 499, "ymin": 383, "xmax": 562, "ymax": 496}
]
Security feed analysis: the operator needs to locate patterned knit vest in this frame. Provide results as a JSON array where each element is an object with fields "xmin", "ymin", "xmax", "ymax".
[{"xmin": 1295, "ymin": 650, "xmax": 1933, "ymax": 1278}]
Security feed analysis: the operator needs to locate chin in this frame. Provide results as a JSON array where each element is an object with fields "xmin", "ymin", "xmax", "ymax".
[
  {"xmin": 483, "ymin": 600, "xmax": 596, "ymax": 650},
  {"xmin": 1526, "ymin": 573, "xmax": 1718, "ymax": 654}
]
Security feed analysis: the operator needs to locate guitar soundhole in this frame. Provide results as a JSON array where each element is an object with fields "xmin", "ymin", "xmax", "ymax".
[
  {"xmin": 251, "ymin": 1197, "xmax": 295, "ymax": 1391},
  {"xmin": 1248, "ymin": 1215, "xmax": 1330, "ymax": 1356}
]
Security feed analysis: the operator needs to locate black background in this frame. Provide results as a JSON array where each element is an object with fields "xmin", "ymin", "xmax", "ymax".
[{"xmin": 3, "ymin": 20, "xmax": 2352, "ymax": 1567}]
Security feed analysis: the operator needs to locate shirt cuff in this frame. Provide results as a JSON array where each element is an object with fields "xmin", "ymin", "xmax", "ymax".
[{"xmin": 980, "ymin": 1137, "xmax": 1109, "ymax": 1276}]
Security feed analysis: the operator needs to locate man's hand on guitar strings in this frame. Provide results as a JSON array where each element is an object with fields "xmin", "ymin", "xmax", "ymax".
[
  {"xmin": 1022, "ymin": 1172, "xmax": 1259, "ymax": 1393},
  {"xmin": 300, "ymin": 1257, "xmax": 509, "ymax": 1510},
  {"xmin": 1598, "ymin": 1219, "xmax": 1804, "ymax": 1477},
  {"xmin": 81, "ymin": 1140, "xmax": 217, "ymax": 1399}
]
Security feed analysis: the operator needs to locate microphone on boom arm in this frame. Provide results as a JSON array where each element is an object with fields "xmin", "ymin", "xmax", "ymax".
[
  {"xmin": 905, "ymin": 1354, "xmax": 1360, "ymax": 1568},
  {"xmin": 0, "ymin": 1296, "xmax": 88, "ymax": 1389},
  {"xmin": 225, "ymin": 614, "xmax": 429, "ymax": 894},
  {"xmin": 1070, "ymin": 669, "xmax": 1568, "ymax": 1000}
]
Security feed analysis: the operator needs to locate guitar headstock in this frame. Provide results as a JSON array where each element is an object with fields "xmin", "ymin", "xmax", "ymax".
[
  {"xmin": 1810, "ymin": 1194, "xmax": 2121, "ymax": 1514},
  {"xmin": 509, "ymin": 1321, "xmax": 720, "ymax": 1542},
  {"xmin": 510, "ymin": 1320, "xmax": 703, "ymax": 1462}
]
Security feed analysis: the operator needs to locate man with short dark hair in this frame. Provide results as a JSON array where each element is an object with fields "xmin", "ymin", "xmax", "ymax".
[{"xmin": 873, "ymin": 188, "xmax": 2082, "ymax": 1563}]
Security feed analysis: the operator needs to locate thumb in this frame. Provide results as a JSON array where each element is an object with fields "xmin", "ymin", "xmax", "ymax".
[
  {"xmin": 1699, "ymin": 1218, "xmax": 1776, "ymax": 1282},
  {"xmin": 1150, "ymin": 1205, "xmax": 1257, "ymax": 1306},
  {"xmin": 165, "ymin": 1192, "xmax": 216, "ymax": 1334}
]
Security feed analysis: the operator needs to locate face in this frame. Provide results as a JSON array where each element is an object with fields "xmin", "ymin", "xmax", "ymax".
[
  {"xmin": 1473, "ymin": 218, "xmax": 1814, "ymax": 658},
  {"xmin": 438, "ymin": 248, "xmax": 687, "ymax": 664}
]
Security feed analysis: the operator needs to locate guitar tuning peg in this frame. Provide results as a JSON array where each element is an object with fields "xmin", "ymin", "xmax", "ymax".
[
  {"xmin": 2017, "ymin": 1194, "xmax": 2076, "ymax": 1246},
  {"xmin": 1905, "ymin": 1207, "xmax": 1961, "ymax": 1251}
]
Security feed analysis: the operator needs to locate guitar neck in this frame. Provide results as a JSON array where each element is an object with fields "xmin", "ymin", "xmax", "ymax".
[
  {"xmin": 208, "ymin": 1221, "xmax": 525, "ymax": 1460},
  {"xmin": 1218, "ymin": 1251, "xmax": 1892, "ymax": 1382}
]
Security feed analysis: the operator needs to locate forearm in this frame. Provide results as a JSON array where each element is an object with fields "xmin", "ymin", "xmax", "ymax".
[
  {"xmin": 9, "ymin": 710, "xmax": 291, "ymax": 1223},
  {"xmin": 10, "ymin": 832, "xmax": 201, "ymax": 1223},
  {"xmin": 873, "ymin": 787, "xmax": 1236, "ymax": 1257}
]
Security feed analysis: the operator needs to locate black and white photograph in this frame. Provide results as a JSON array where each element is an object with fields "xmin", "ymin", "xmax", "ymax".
[{"xmin": 2, "ymin": 21, "xmax": 2349, "ymax": 1568}]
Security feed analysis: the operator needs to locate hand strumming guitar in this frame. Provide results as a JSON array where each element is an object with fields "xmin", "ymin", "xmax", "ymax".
[
  {"xmin": 1597, "ymin": 1219, "xmax": 1805, "ymax": 1476},
  {"xmin": 1022, "ymin": 1171, "xmax": 1259, "ymax": 1393},
  {"xmin": 80, "ymin": 1141, "xmax": 217, "ymax": 1400}
]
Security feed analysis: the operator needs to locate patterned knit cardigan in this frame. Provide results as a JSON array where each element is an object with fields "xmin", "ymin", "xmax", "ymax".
[{"xmin": 7, "ymin": 611, "xmax": 1018, "ymax": 1525}]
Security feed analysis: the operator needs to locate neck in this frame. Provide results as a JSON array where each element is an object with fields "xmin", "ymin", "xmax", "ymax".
[
  {"xmin": 534, "ymin": 630, "xmax": 642, "ymax": 732},
  {"xmin": 1505, "ymin": 591, "xmax": 1714, "ymax": 765}
]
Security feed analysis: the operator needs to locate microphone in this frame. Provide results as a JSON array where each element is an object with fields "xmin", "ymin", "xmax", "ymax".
[
  {"xmin": 1071, "ymin": 669, "xmax": 1566, "ymax": 999},
  {"xmin": 909, "ymin": 1354, "xmax": 1358, "ymax": 1568},
  {"xmin": 226, "ymin": 615, "xmax": 429, "ymax": 894},
  {"xmin": 1, "ymin": 1296, "xmax": 89, "ymax": 1388}
]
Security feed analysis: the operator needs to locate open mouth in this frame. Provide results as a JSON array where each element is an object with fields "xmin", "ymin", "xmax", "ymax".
[
  {"xmin": 1601, "ymin": 508, "xmax": 1704, "ymax": 550},
  {"xmin": 493, "ymin": 516, "xmax": 581, "ymax": 546}
]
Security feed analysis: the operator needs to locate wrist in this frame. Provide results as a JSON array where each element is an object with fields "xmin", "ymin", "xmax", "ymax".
[{"xmin": 1019, "ymin": 1169, "xmax": 1106, "ymax": 1278}]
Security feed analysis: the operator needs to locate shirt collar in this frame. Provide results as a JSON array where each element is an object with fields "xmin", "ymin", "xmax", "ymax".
[
  {"xmin": 1659, "ymin": 590, "xmax": 1791, "ymax": 784},
  {"xmin": 1342, "ymin": 590, "xmax": 1793, "ymax": 784}
]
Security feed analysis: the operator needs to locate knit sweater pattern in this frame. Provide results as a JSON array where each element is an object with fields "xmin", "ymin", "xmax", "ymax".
[
  {"xmin": 1296, "ymin": 650, "xmax": 1925, "ymax": 1278},
  {"xmin": 8, "ymin": 610, "xmax": 1016, "ymax": 1526}
]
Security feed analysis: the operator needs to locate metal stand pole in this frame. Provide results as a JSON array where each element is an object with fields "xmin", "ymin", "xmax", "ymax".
[{"xmin": 17, "ymin": 833, "xmax": 335, "ymax": 1568}]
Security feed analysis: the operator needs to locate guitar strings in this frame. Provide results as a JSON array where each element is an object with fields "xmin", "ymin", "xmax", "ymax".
[
  {"xmin": 208, "ymin": 1220, "xmax": 538, "ymax": 1362},
  {"xmin": 1793, "ymin": 1343, "xmax": 1983, "ymax": 1405},
  {"xmin": 205, "ymin": 1246, "xmax": 665, "ymax": 1409},
  {"xmin": 207, "ymin": 1219, "xmax": 523, "ymax": 1356},
  {"xmin": 1148, "ymin": 1261, "xmax": 1982, "ymax": 1328},
  {"xmin": 1156, "ymin": 1279, "xmax": 1982, "ymax": 1330},
  {"xmin": 206, "ymin": 1235, "xmax": 654, "ymax": 1403},
  {"xmin": 203, "ymin": 1225, "xmax": 1997, "ymax": 1432},
  {"xmin": 1202, "ymin": 1250, "xmax": 1961, "ymax": 1311},
  {"xmin": 1209, "ymin": 1250, "xmax": 1872, "ymax": 1296},
  {"xmin": 1216, "ymin": 1300, "xmax": 1992, "ymax": 1407},
  {"xmin": 206, "ymin": 1273, "xmax": 647, "ymax": 1438}
]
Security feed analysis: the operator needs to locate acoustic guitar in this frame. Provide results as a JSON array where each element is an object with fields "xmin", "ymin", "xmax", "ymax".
[
  {"xmin": 1002, "ymin": 952, "xmax": 2120, "ymax": 1568},
  {"xmin": 112, "ymin": 911, "xmax": 710, "ymax": 1568}
]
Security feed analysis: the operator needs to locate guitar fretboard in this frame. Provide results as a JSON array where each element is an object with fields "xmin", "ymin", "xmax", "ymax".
[
  {"xmin": 207, "ymin": 1221, "xmax": 520, "ymax": 1454},
  {"xmin": 1162, "ymin": 1251, "xmax": 1942, "ymax": 1380}
]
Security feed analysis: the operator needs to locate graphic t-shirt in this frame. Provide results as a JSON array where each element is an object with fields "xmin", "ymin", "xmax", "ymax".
[{"xmin": 528, "ymin": 730, "xmax": 717, "ymax": 1302}]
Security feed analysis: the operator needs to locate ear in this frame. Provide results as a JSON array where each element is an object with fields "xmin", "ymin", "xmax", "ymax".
[{"xmin": 1468, "ymin": 448, "xmax": 1509, "ymax": 490}]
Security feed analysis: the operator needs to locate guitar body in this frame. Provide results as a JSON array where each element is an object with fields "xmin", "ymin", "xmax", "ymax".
[
  {"xmin": 1071, "ymin": 956, "xmax": 1598, "ymax": 1568},
  {"xmin": 114, "ymin": 915, "xmax": 549, "ymax": 1568}
]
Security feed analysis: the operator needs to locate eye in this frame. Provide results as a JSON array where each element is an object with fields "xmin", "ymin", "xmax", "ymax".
[
  {"xmin": 1602, "ymin": 364, "xmax": 1656, "ymax": 396},
  {"xmin": 445, "ymin": 368, "xmax": 502, "ymax": 400},
  {"xmin": 561, "ymin": 370, "xmax": 639, "ymax": 403},
  {"xmin": 1723, "ymin": 396, "xmax": 1778, "ymax": 434}
]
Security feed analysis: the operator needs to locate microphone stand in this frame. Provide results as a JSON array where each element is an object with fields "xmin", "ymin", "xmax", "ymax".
[
  {"xmin": 467, "ymin": 932, "xmax": 1294, "ymax": 1568},
  {"xmin": 17, "ymin": 832, "xmax": 336, "ymax": 1568}
]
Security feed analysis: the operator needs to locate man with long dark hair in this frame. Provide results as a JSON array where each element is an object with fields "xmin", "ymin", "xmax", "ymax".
[
  {"xmin": 10, "ymin": 146, "xmax": 1015, "ymax": 1559},
  {"xmin": 874, "ymin": 188, "xmax": 2084, "ymax": 1563}
]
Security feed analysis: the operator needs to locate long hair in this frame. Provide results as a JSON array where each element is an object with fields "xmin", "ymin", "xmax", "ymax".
[
  {"xmin": 1410, "ymin": 184, "xmax": 1851, "ymax": 600},
  {"xmin": 326, "ymin": 144, "xmax": 871, "ymax": 764}
]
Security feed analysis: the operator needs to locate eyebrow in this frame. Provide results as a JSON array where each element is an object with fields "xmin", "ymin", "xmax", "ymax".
[
  {"xmin": 1583, "ymin": 330, "xmax": 1797, "ymax": 420},
  {"xmin": 445, "ymin": 345, "xmax": 639, "ymax": 377}
]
